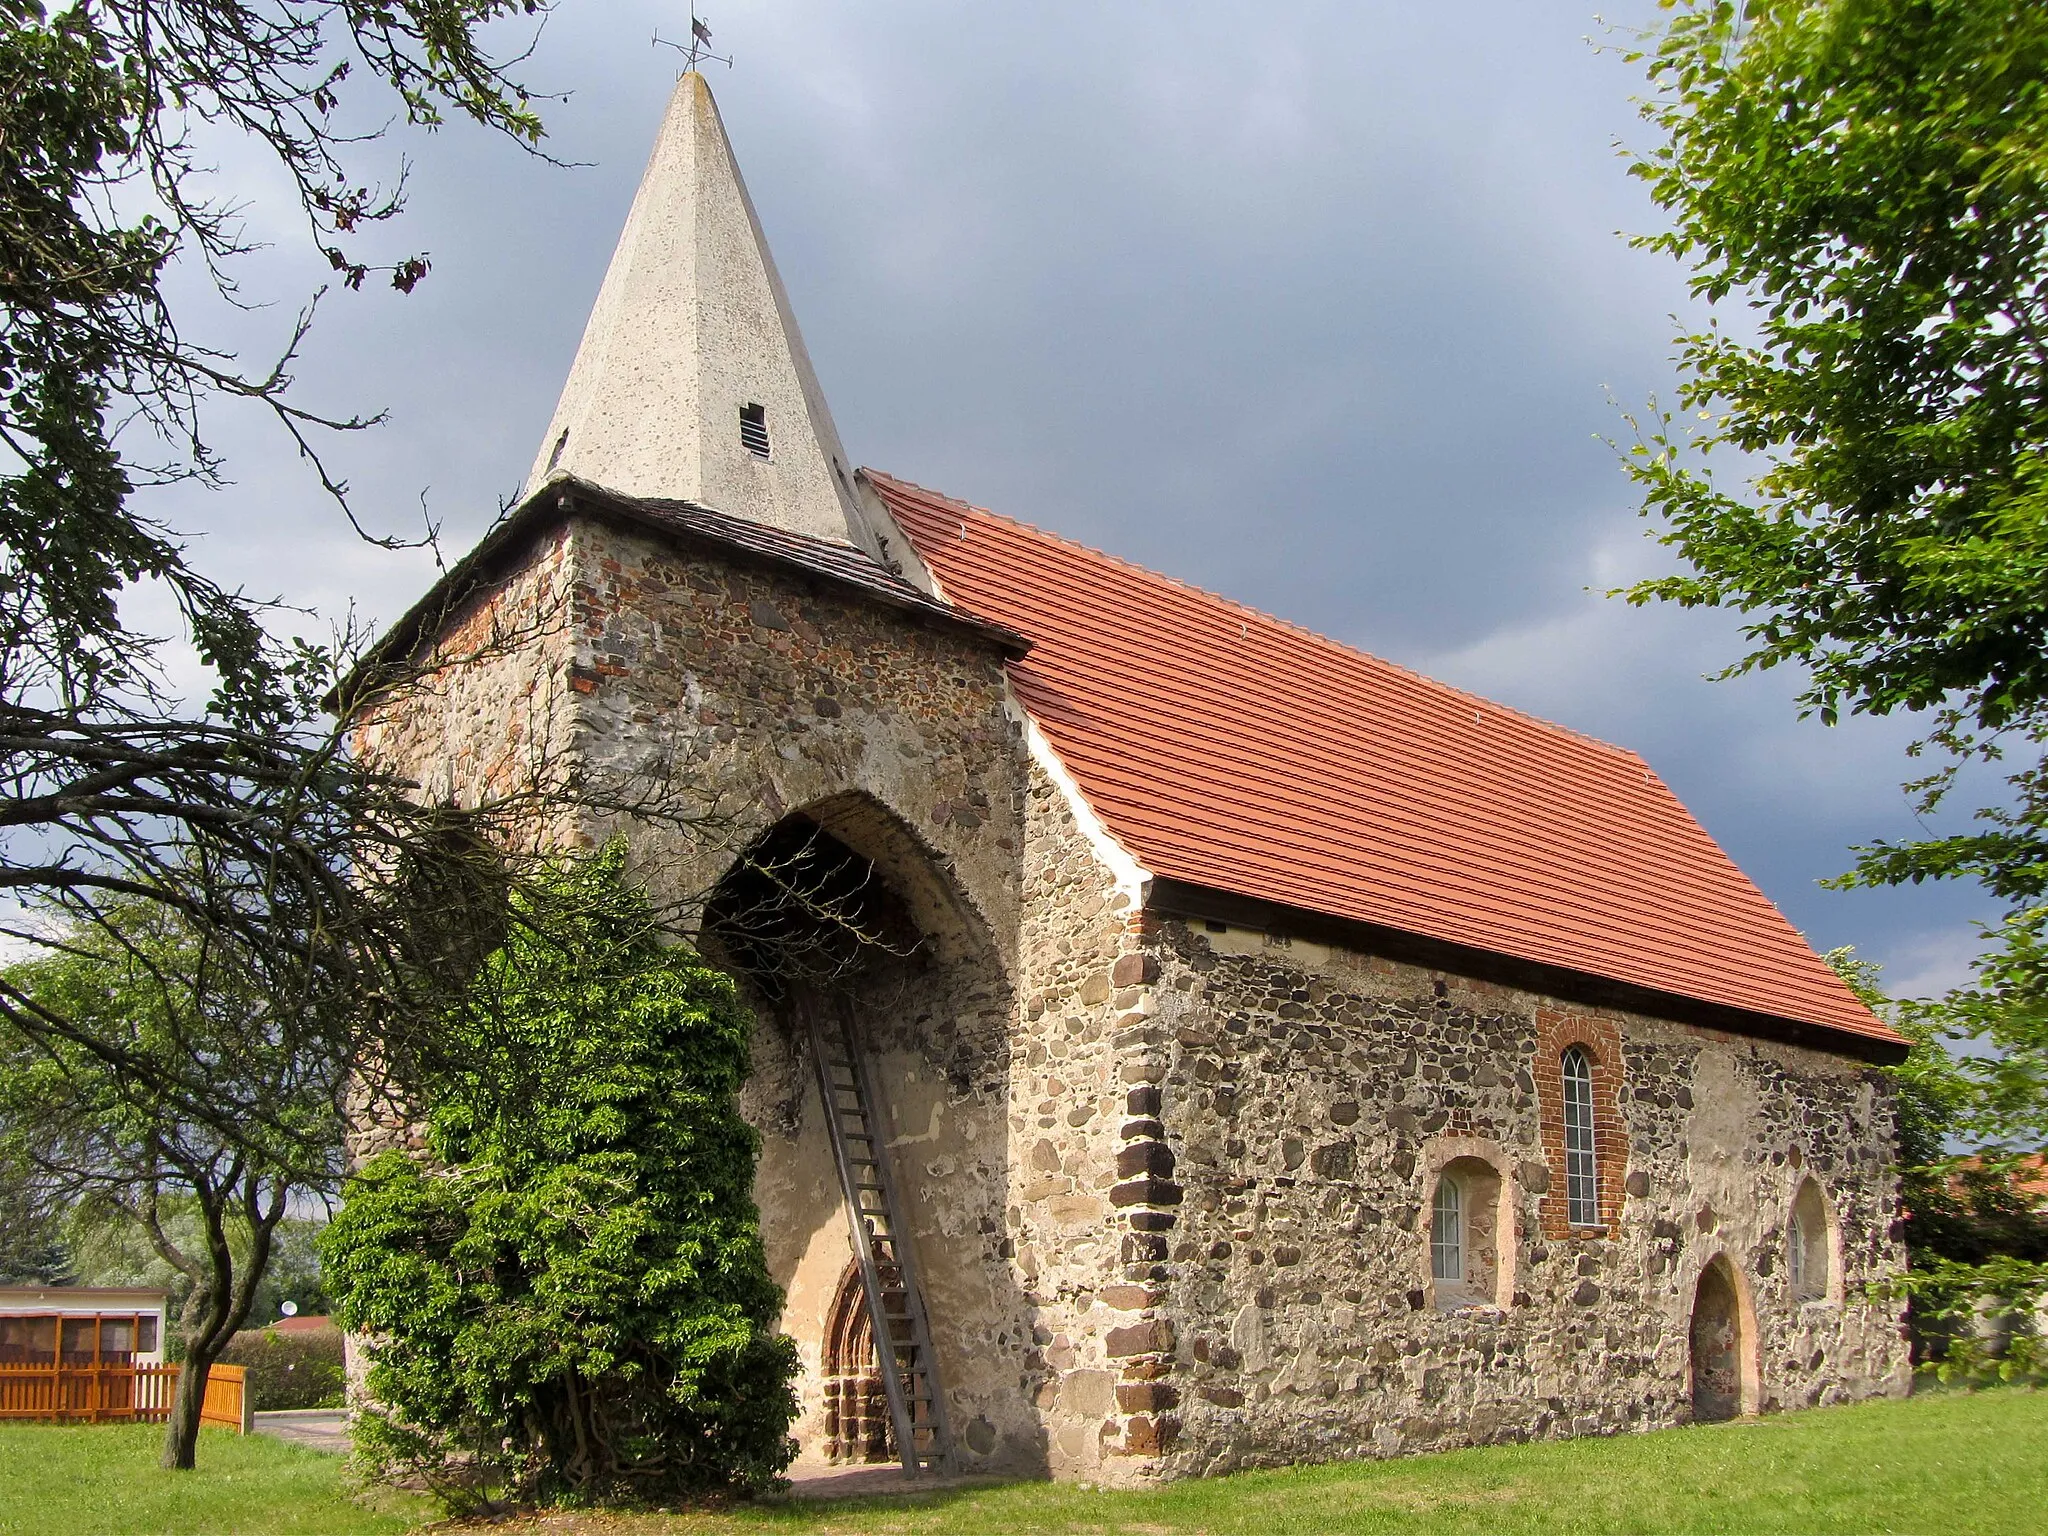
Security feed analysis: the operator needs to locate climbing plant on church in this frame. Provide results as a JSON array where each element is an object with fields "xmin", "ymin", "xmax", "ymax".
[
  {"xmin": 322, "ymin": 844, "xmax": 799, "ymax": 1510},
  {"xmin": 1618, "ymin": 2, "xmax": 2048, "ymax": 1149}
]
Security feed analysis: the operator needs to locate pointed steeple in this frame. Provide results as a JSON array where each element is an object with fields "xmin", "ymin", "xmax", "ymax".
[{"xmin": 528, "ymin": 72, "xmax": 878, "ymax": 553}]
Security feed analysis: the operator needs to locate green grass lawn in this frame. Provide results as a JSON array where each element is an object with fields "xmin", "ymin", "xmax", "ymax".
[
  {"xmin": 0, "ymin": 1424, "xmax": 427, "ymax": 1536},
  {"xmin": 2, "ymin": 1390, "xmax": 2043, "ymax": 1536}
]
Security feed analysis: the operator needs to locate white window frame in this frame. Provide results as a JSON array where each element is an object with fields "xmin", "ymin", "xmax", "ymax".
[{"xmin": 1431, "ymin": 1175, "xmax": 1463, "ymax": 1282}]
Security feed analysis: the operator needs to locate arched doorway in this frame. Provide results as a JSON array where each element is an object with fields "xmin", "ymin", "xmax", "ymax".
[
  {"xmin": 700, "ymin": 795, "xmax": 1038, "ymax": 1473},
  {"xmin": 822, "ymin": 1261, "xmax": 894, "ymax": 1464},
  {"xmin": 1689, "ymin": 1255, "xmax": 1756, "ymax": 1422}
]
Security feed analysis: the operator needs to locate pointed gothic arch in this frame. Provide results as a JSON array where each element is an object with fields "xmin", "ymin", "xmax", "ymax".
[
  {"xmin": 702, "ymin": 790, "xmax": 1023, "ymax": 1473},
  {"xmin": 822, "ymin": 1260, "xmax": 895, "ymax": 1464}
]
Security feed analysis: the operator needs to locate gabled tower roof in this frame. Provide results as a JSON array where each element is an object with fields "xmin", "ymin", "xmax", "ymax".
[{"xmin": 527, "ymin": 72, "xmax": 878, "ymax": 554}]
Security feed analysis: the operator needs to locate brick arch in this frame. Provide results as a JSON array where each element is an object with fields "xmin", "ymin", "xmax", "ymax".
[{"xmin": 1534, "ymin": 1009, "xmax": 1625, "ymax": 1239}]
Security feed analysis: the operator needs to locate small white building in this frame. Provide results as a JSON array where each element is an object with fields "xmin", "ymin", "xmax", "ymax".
[{"xmin": 0, "ymin": 1287, "xmax": 168, "ymax": 1367}]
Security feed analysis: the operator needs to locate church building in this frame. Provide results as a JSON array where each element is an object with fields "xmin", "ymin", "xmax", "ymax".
[{"xmin": 353, "ymin": 71, "xmax": 1912, "ymax": 1483}]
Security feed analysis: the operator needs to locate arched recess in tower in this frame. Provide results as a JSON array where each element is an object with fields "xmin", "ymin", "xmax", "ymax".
[{"xmin": 702, "ymin": 792, "xmax": 1045, "ymax": 1476}]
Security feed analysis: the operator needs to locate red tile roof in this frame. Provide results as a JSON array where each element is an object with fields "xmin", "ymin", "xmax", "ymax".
[{"xmin": 872, "ymin": 471, "xmax": 1899, "ymax": 1050}]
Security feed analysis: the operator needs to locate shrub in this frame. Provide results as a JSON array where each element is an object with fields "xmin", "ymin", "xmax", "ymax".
[
  {"xmin": 217, "ymin": 1326, "xmax": 347, "ymax": 1410},
  {"xmin": 321, "ymin": 844, "xmax": 797, "ymax": 1510}
]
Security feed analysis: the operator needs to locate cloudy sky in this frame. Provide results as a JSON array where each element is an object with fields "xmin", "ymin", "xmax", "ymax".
[{"xmin": 151, "ymin": 0, "xmax": 1997, "ymax": 999}]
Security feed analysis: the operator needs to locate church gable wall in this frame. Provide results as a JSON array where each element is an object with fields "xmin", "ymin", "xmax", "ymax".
[
  {"xmin": 1007, "ymin": 754, "xmax": 1179, "ymax": 1479},
  {"xmin": 558, "ymin": 515, "xmax": 1026, "ymax": 938},
  {"xmin": 1128, "ymin": 921, "xmax": 1910, "ymax": 1479}
]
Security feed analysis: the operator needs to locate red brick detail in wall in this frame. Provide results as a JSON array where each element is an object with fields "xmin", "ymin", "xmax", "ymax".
[{"xmin": 1534, "ymin": 1009, "xmax": 1626, "ymax": 1239}]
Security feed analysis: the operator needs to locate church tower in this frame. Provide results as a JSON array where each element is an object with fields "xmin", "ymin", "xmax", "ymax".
[{"xmin": 527, "ymin": 71, "xmax": 883, "ymax": 558}]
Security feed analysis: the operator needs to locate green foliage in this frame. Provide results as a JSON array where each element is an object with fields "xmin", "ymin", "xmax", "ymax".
[
  {"xmin": 1619, "ymin": 0, "xmax": 2048, "ymax": 1149},
  {"xmin": 0, "ymin": 900, "xmax": 343, "ymax": 1467},
  {"xmin": 322, "ymin": 844, "xmax": 797, "ymax": 1510},
  {"xmin": 0, "ymin": 0, "xmax": 550, "ymax": 709},
  {"xmin": 0, "ymin": 1142, "xmax": 72, "ymax": 1283},
  {"xmin": 64, "ymin": 1206, "xmax": 332, "ymax": 1333},
  {"xmin": 1829, "ymin": 948, "xmax": 2048, "ymax": 1375},
  {"xmin": 1879, "ymin": 1255, "xmax": 2048, "ymax": 1385},
  {"xmin": 218, "ymin": 1325, "xmax": 347, "ymax": 1411}
]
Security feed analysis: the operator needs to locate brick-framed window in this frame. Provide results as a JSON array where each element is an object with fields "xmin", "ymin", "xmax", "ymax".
[
  {"xmin": 1562, "ymin": 1045, "xmax": 1599, "ymax": 1226},
  {"xmin": 1535, "ymin": 1009, "xmax": 1624, "ymax": 1238}
]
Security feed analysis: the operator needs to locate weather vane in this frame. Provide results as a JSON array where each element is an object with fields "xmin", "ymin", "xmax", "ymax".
[{"xmin": 656, "ymin": 6, "xmax": 732, "ymax": 72}]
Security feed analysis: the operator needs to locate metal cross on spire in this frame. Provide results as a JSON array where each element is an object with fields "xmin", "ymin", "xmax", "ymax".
[{"xmin": 656, "ymin": 6, "xmax": 731, "ymax": 72}]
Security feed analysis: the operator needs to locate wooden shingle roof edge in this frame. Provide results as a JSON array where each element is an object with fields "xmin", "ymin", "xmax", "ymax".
[{"xmin": 333, "ymin": 473, "xmax": 1030, "ymax": 712}]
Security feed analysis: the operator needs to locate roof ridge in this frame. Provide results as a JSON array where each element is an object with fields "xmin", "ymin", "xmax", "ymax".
[{"xmin": 864, "ymin": 468, "xmax": 1648, "ymax": 769}]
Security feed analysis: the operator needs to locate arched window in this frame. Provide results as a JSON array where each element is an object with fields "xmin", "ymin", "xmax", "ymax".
[
  {"xmin": 1788, "ymin": 1177, "xmax": 1832, "ymax": 1301},
  {"xmin": 1431, "ymin": 1175, "xmax": 1463, "ymax": 1282},
  {"xmin": 1426, "ymin": 1154, "xmax": 1508, "ymax": 1310},
  {"xmin": 1562, "ymin": 1045, "xmax": 1599, "ymax": 1227}
]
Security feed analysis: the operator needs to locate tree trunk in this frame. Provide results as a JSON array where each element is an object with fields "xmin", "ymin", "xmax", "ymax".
[{"xmin": 161, "ymin": 1345, "xmax": 217, "ymax": 1470}]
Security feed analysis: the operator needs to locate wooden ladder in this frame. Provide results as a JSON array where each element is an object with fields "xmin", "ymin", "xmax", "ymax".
[{"xmin": 805, "ymin": 995, "xmax": 950, "ymax": 1475}]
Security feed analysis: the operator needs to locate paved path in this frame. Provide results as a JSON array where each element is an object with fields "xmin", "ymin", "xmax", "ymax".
[
  {"xmin": 253, "ymin": 1408, "xmax": 349, "ymax": 1455},
  {"xmin": 783, "ymin": 1463, "xmax": 1002, "ymax": 1500}
]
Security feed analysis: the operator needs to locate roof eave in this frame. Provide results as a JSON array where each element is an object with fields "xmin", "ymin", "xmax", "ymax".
[{"xmin": 1147, "ymin": 877, "xmax": 1910, "ymax": 1066}]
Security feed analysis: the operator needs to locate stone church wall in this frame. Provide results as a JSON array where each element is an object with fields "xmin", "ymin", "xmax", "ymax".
[
  {"xmin": 549, "ymin": 513, "xmax": 1055, "ymax": 1471},
  {"xmin": 1007, "ymin": 754, "xmax": 1180, "ymax": 1479},
  {"xmin": 349, "ymin": 522, "xmax": 585, "ymax": 832},
  {"xmin": 1124, "ymin": 920, "xmax": 1911, "ymax": 1479},
  {"xmin": 546, "ymin": 511, "xmax": 1197, "ymax": 1479}
]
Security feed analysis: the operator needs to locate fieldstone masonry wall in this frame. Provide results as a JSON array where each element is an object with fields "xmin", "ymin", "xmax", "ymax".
[
  {"xmin": 358, "ymin": 512, "xmax": 1911, "ymax": 1488},
  {"xmin": 1008, "ymin": 756, "xmax": 1174, "ymax": 1478},
  {"xmin": 1130, "ymin": 920, "xmax": 1911, "ymax": 1479}
]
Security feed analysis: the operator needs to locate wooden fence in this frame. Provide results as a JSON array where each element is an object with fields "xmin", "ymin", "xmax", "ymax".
[{"xmin": 0, "ymin": 1361, "xmax": 249, "ymax": 1432}]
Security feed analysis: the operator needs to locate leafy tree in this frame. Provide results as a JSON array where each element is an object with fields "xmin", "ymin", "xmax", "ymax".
[
  {"xmin": 0, "ymin": 1166, "xmax": 71, "ymax": 1285},
  {"xmin": 323, "ymin": 845, "xmax": 798, "ymax": 1511},
  {"xmin": 63, "ymin": 1203, "xmax": 332, "ymax": 1330},
  {"xmin": 1830, "ymin": 948, "xmax": 2048, "ymax": 1261},
  {"xmin": 1, "ymin": 0, "xmax": 546, "ymax": 710},
  {"xmin": 0, "ymin": 1, "xmax": 559, "ymax": 1349},
  {"xmin": 0, "ymin": 900, "xmax": 345, "ymax": 1467},
  {"xmin": 1829, "ymin": 945, "xmax": 2048, "ymax": 1375},
  {"xmin": 1619, "ymin": 0, "xmax": 2048, "ymax": 1147}
]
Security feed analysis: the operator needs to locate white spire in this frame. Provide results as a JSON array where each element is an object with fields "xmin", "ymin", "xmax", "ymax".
[{"xmin": 527, "ymin": 71, "xmax": 878, "ymax": 553}]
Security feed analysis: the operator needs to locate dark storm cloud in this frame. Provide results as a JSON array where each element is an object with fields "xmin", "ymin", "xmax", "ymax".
[{"xmin": 140, "ymin": 0, "xmax": 1995, "ymax": 995}]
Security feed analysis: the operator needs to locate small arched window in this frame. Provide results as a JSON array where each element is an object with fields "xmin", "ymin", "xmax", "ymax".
[
  {"xmin": 1427, "ymin": 1155, "xmax": 1507, "ymax": 1310},
  {"xmin": 1562, "ymin": 1045, "xmax": 1599, "ymax": 1227},
  {"xmin": 1789, "ymin": 1177, "xmax": 1831, "ymax": 1301},
  {"xmin": 1431, "ymin": 1176, "xmax": 1463, "ymax": 1282}
]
